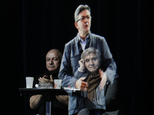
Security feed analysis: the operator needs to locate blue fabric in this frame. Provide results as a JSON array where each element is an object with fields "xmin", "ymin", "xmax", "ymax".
[{"xmin": 59, "ymin": 32, "xmax": 118, "ymax": 115}]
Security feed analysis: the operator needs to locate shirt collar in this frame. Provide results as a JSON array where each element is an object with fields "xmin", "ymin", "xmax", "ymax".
[{"xmin": 77, "ymin": 33, "xmax": 90, "ymax": 43}]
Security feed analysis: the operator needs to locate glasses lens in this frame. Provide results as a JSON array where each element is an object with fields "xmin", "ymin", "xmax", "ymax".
[{"xmin": 77, "ymin": 16, "xmax": 91, "ymax": 22}]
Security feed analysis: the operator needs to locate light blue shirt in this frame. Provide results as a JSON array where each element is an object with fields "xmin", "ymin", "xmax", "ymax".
[{"xmin": 78, "ymin": 34, "xmax": 89, "ymax": 50}]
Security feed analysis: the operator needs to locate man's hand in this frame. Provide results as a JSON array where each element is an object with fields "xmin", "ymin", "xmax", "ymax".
[
  {"xmin": 75, "ymin": 77, "xmax": 88, "ymax": 91},
  {"xmin": 38, "ymin": 75, "xmax": 53, "ymax": 83},
  {"xmin": 78, "ymin": 58, "xmax": 85, "ymax": 71},
  {"xmin": 99, "ymin": 69, "xmax": 107, "ymax": 90},
  {"xmin": 99, "ymin": 69, "xmax": 104, "ymax": 79}
]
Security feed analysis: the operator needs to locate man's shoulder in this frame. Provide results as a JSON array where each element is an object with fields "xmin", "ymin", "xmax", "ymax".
[
  {"xmin": 64, "ymin": 32, "xmax": 106, "ymax": 47},
  {"xmin": 91, "ymin": 33, "xmax": 105, "ymax": 40},
  {"xmin": 64, "ymin": 36, "xmax": 77, "ymax": 49},
  {"xmin": 66, "ymin": 36, "xmax": 77, "ymax": 44}
]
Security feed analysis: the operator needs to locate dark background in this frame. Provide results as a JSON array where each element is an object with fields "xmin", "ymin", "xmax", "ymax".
[{"xmin": 0, "ymin": 0, "xmax": 153, "ymax": 115}]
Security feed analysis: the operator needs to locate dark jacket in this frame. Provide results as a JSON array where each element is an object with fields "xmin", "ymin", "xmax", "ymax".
[{"xmin": 32, "ymin": 71, "xmax": 68, "ymax": 115}]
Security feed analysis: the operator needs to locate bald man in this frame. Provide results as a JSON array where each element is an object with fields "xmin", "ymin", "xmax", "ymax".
[{"xmin": 29, "ymin": 49, "xmax": 68, "ymax": 115}]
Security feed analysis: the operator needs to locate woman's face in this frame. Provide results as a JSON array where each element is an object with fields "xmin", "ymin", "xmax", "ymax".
[{"xmin": 84, "ymin": 53, "xmax": 100, "ymax": 74}]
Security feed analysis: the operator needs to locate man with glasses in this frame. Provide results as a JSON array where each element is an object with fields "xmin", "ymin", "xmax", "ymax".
[{"xmin": 59, "ymin": 5, "xmax": 120, "ymax": 115}]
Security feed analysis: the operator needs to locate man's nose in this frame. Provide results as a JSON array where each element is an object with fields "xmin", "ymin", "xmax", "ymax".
[
  {"xmin": 84, "ymin": 18, "xmax": 89, "ymax": 22},
  {"xmin": 49, "ymin": 59, "xmax": 53, "ymax": 64}
]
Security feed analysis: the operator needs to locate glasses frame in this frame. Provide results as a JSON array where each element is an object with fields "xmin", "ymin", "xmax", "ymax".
[{"xmin": 76, "ymin": 16, "xmax": 92, "ymax": 22}]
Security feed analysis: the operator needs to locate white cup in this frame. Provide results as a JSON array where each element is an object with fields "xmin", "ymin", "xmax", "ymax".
[
  {"xmin": 26, "ymin": 77, "xmax": 34, "ymax": 88},
  {"xmin": 54, "ymin": 79, "xmax": 62, "ymax": 89}
]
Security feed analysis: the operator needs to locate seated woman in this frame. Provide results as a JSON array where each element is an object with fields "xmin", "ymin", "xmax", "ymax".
[
  {"xmin": 72, "ymin": 47, "xmax": 120, "ymax": 115},
  {"xmin": 74, "ymin": 47, "xmax": 107, "ymax": 115}
]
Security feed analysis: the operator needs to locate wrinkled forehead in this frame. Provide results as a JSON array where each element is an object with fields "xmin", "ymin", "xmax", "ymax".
[
  {"xmin": 78, "ymin": 9, "xmax": 91, "ymax": 17},
  {"xmin": 46, "ymin": 51, "xmax": 58, "ymax": 59},
  {"xmin": 84, "ymin": 53, "xmax": 97, "ymax": 59}
]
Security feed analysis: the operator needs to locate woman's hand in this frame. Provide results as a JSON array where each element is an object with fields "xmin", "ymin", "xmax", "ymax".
[{"xmin": 78, "ymin": 58, "xmax": 86, "ymax": 71}]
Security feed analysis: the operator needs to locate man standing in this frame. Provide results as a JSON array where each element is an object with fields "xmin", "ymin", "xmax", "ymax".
[{"xmin": 59, "ymin": 5, "xmax": 119, "ymax": 115}]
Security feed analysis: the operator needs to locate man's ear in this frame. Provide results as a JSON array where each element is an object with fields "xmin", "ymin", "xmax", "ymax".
[{"xmin": 74, "ymin": 22, "xmax": 78, "ymax": 29}]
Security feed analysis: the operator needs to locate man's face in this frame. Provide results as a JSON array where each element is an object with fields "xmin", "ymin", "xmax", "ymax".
[
  {"xmin": 75, "ymin": 9, "xmax": 91, "ymax": 34},
  {"xmin": 84, "ymin": 53, "xmax": 100, "ymax": 74},
  {"xmin": 46, "ymin": 51, "xmax": 60, "ymax": 72}
]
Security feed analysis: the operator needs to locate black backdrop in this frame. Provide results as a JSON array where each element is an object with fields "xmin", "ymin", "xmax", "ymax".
[{"xmin": 0, "ymin": 0, "xmax": 153, "ymax": 115}]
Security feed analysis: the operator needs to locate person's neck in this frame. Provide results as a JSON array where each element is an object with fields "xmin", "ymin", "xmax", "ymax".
[
  {"xmin": 79, "ymin": 31, "xmax": 89, "ymax": 41},
  {"xmin": 91, "ymin": 69, "xmax": 100, "ymax": 76}
]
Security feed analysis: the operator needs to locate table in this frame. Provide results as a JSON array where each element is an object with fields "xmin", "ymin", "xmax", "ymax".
[
  {"xmin": 19, "ymin": 88, "xmax": 68, "ymax": 95},
  {"xmin": 19, "ymin": 88, "xmax": 68, "ymax": 115}
]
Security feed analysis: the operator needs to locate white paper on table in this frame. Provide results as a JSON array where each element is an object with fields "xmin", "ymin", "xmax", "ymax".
[{"xmin": 64, "ymin": 87, "xmax": 80, "ymax": 92}]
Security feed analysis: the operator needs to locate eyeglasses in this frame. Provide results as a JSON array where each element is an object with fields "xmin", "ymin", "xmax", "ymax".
[{"xmin": 76, "ymin": 16, "xmax": 92, "ymax": 22}]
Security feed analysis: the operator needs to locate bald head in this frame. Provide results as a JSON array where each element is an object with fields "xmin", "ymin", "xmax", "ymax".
[
  {"xmin": 46, "ymin": 49, "xmax": 62, "ymax": 72},
  {"xmin": 46, "ymin": 49, "xmax": 62, "ymax": 60}
]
